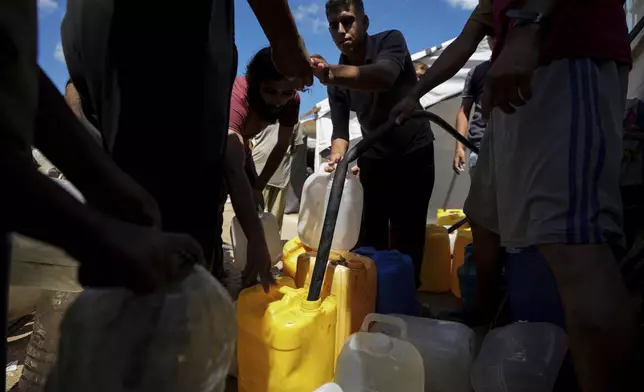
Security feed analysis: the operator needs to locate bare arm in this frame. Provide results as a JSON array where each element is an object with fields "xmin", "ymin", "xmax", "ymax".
[
  {"xmin": 325, "ymin": 61, "xmax": 400, "ymax": 92},
  {"xmin": 64, "ymin": 82, "xmax": 83, "ymax": 120},
  {"xmin": 225, "ymin": 131, "xmax": 265, "ymax": 242},
  {"xmin": 455, "ymin": 98, "xmax": 474, "ymax": 153},
  {"xmin": 247, "ymin": 0, "xmax": 302, "ymax": 50},
  {"xmin": 410, "ymin": 19, "xmax": 491, "ymax": 101},
  {"xmin": 1, "ymin": 143, "xmax": 113, "ymax": 266},
  {"xmin": 255, "ymin": 125, "xmax": 293, "ymax": 190},
  {"xmin": 33, "ymin": 68, "xmax": 160, "ymax": 227}
]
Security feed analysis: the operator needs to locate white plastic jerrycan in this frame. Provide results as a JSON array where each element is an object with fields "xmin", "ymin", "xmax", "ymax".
[
  {"xmin": 298, "ymin": 163, "xmax": 363, "ymax": 251},
  {"xmin": 335, "ymin": 313, "xmax": 424, "ymax": 392},
  {"xmin": 369, "ymin": 314, "xmax": 475, "ymax": 392},
  {"xmin": 315, "ymin": 382, "xmax": 344, "ymax": 391},
  {"xmin": 231, "ymin": 211, "xmax": 282, "ymax": 270},
  {"xmin": 470, "ymin": 322, "xmax": 568, "ymax": 392},
  {"xmin": 45, "ymin": 265, "xmax": 236, "ymax": 392}
]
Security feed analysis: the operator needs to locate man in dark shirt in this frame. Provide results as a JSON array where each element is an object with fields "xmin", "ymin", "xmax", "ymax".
[
  {"xmin": 453, "ymin": 37, "xmax": 493, "ymax": 176},
  {"xmin": 311, "ymin": 0, "xmax": 434, "ymax": 287}
]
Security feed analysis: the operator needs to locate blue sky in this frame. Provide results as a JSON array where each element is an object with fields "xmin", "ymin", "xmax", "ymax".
[{"xmin": 37, "ymin": 0, "xmax": 477, "ymax": 115}]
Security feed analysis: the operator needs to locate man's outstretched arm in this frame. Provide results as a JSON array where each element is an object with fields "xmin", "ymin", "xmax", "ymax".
[{"xmin": 390, "ymin": 4, "xmax": 493, "ymax": 123}]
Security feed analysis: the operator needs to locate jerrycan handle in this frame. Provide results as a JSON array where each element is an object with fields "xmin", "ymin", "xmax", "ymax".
[{"xmin": 360, "ymin": 313, "xmax": 408, "ymax": 340}]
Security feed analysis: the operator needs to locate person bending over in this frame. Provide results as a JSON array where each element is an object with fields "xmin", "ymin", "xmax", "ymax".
[{"xmin": 223, "ymin": 47, "xmax": 301, "ymax": 290}]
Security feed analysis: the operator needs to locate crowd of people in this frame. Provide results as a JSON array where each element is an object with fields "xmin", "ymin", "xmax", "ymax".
[{"xmin": 1, "ymin": 0, "xmax": 641, "ymax": 391}]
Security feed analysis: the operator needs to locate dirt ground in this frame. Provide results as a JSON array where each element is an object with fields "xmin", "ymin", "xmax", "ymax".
[{"xmin": 5, "ymin": 203, "xmax": 459, "ymax": 391}]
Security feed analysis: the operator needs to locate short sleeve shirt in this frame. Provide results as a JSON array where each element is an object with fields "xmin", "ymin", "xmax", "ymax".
[
  {"xmin": 328, "ymin": 30, "xmax": 434, "ymax": 159},
  {"xmin": 462, "ymin": 61, "xmax": 491, "ymax": 147},
  {"xmin": 228, "ymin": 76, "xmax": 300, "ymax": 139}
]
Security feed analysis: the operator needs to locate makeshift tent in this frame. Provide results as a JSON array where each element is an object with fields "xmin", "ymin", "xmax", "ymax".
[{"xmin": 308, "ymin": 38, "xmax": 493, "ymax": 223}]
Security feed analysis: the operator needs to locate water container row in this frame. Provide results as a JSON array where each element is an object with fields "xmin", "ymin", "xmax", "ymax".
[
  {"xmin": 337, "ymin": 316, "xmax": 568, "ymax": 392},
  {"xmin": 237, "ymin": 301, "xmax": 568, "ymax": 392},
  {"xmin": 420, "ymin": 209, "xmax": 473, "ymax": 298}
]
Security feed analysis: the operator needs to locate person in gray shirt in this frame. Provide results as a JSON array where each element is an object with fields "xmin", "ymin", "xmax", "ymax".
[
  {"xmin": 311, "ymin": 0, "xmax": 434, "ymax": 287},
  {"xmin": 453, "ymin": 36, "xmax": 494, "ymax": 178}
]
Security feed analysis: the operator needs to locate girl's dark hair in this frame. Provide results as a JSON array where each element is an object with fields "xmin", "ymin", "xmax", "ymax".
[{"xmin": 245, "ymin": 47, "xmax": 286, "ymax": 123}]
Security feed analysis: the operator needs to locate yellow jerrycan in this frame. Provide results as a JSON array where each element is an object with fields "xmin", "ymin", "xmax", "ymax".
[
  {"xmin": 419, "ymin": 224, "xmax": 451, "ymax": 293},
  {"xmin": 296, "ymin": 251, "xmax": 377, "ymax": 362},
  {"xmin": 451, "ymin": 228, "xmax": 473, "ymax": 298},
  {"xmin": 237, "ymin": 277, "xmax": 337, "ymax": 392},
  {"xmin": 282, "ymin": 236, "xmax": 311, "ymax": 280},
  {"xmin": 436, "ymin": 209, "xmax": 466, "ymax": 227}
]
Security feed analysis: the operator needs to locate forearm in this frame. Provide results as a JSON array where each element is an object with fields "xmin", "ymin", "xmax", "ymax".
[
  {"xmin": 257, "ymin": 140, "xmax": 289, "ymax": 189},
  {"xmin": 225, "ymin": 170, "xmax": 265, "ymax": 242},
  {"xmin": 1, "ymin": 146, "xmax": 109, "ymax": 264},
  {"xmin": 455, "ymin": 112, "xmax": 469, "ymax": 151},
  {"xmin": 330, "ymin": 138, "xmax": 349, "ymax": 157},
  {"xmin": 248, "ymin": 0, "xmax": 301, "ymax": 50},
  {"xmin": 327, "ymin": 64, "xmax": 394, "ymax": 91},
  {"xmin": 411, "ymin": 20, "xmax": 487, "ymax": 100},
  {"xmin": 33, "ymin": 69, "xmax": 118, "ymax": 196}
]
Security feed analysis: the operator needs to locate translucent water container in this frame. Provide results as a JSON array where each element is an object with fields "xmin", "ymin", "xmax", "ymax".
[
  {"xmin": 315, "ymin": 383, "xmax": 344, "ymax": 391},
  {"xmin": 336, "ymin": 314, "xmax": 424, "ymax": 392},
  {"xmin": 369, "ymin": 314, "xmax": 475, "ymax": 392},
  {"xmin": 45, "ymin": 265, "xmax": 236, "ymax": 392},
  {"xmin": 419, "ymin": 224, "xmax": 451, "ymax": 293},
  {"xmin": 452, "ymin": 228, "xmax": 473, "ymax": 298},
  {"xmin": 237, "ymin": 278, "xmax": 337, "ymax": 392},
  {"xmin": 298, "ymin": 163, "xmax": 363, "ymax": 251},
  {"xmin": 470, "ymin": 322, "xmax": 569, "ymax": 392},
  {"xmin": 282, "ymin": 236, "xmax": 310, "ymax": 280},
  {"xmin": 296, "ymin": 251, "xmax": 377, "ymax": 361},
  {"xmin": 231, "ymin": 212, "xmax": 282, "ymax": 270}
]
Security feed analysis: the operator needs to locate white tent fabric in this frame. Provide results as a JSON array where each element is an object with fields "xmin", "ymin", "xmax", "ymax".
[{"xmin": 311, "ymin": 37, "xmax": 492, "ymax": 170}]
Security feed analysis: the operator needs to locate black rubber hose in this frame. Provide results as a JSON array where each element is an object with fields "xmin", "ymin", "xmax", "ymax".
[{"xmin": 307, "ymin": 110, "xmax": 475, "ymax": 301}]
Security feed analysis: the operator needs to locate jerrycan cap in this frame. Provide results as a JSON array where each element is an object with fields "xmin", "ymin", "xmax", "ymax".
[{"xmin": 352, "ymin": 332, "xmax": 393, "ymax": 355}]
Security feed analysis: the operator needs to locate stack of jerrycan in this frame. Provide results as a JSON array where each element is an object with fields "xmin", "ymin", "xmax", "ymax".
[
  {"xmin": 295, "ymin": 251, "xmax": 377, "ymax": 361},
  {"xmin": 419, "ymin": 209, "xmax": 466, "ymax": 293},
  {"xmin": 237, "ymin": 277, "xmax": 338, "ymax": 392},
  {"xmin": 369, "ymin": 314, "xmax": 475, "ymax": 392},
  {"xmin": 471, "ymin": 322, "xmax": 569, "ymax": 392},
  {"xmin": 335, "ymin": 314, "xmax": 425, "ymax": 391}
]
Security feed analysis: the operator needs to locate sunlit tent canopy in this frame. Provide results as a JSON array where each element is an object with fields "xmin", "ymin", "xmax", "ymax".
[{"xmin": 306, "ymin": 38, "xmax": 493, "ymax": 222}]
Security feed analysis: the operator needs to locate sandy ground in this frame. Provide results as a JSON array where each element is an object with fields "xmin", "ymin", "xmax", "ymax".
[{"xmin": 5, "ymin": 203, "xmax": 459, "ymax": 392}]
